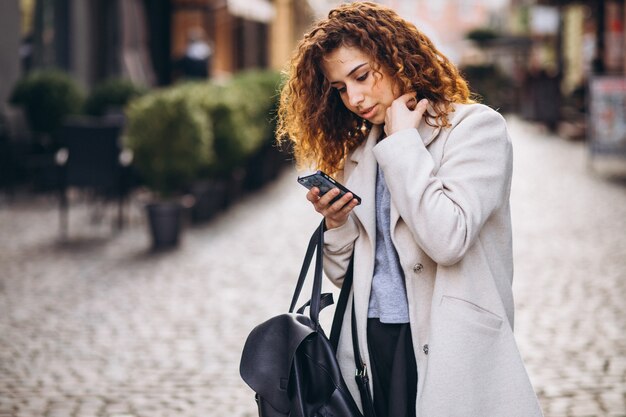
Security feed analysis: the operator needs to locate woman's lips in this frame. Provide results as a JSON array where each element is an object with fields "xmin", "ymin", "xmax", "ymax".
[{"xmin": 360, "ymin": 105, "xmax": 376, "ymax": 119}]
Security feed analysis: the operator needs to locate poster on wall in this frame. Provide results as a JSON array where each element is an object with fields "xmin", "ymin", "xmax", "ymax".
[{"xmin": 589, "ymin": 76, "xmax": 626, "ymax": 155}]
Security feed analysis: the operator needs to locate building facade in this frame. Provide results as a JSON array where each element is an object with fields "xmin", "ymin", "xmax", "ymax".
[{"xmin": 1, "ymin": 0, "xmax": 315, "ymax": 93}]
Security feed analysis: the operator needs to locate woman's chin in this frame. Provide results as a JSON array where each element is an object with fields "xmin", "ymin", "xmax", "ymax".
[{"xmin": 368, "ymin": 116, "xmax": 385, "ymax": 126}]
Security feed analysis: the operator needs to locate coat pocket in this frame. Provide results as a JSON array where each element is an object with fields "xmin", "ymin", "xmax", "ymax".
[
  {"xmin": 421, "ymin": 295, "xmax": 543, "ymax": 417},
  {"xmin": 441, "ymin": 295, "xmax": 503, "ymax": 332}
]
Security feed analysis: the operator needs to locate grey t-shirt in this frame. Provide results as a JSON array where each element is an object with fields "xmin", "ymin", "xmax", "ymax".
[{"xmin": 368, "ymin": 165, "xmax": 410, "ymax": 323}]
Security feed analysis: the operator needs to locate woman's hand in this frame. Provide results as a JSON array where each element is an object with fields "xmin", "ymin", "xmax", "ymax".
[
  {"xmin": 384, "ymin": 94, "xmax": 429, "ymax": 136},
  {"xmin": 306, "ymin": 187, "xmax": 359, "ymax": 230}
]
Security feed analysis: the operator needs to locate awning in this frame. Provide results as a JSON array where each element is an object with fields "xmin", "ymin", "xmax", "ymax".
[{"xmin": 227, "ymin": 0, "xmax": 275, "ymax": 23}]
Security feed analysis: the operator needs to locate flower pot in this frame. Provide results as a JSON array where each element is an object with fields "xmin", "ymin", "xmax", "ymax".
[
  {"xmin": 146, "ymin": 201, "xmax": 183, "ymax": 249},
  {"xmin": 190, "ymin": 180, "xmax": 226, "ymax": 223},
  {"xmin": 225, "ymin": 167, "xmax": 246, "ymax": 207}
]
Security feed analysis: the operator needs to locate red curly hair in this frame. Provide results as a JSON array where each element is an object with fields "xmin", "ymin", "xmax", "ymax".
[{"xmin": 276, "ymin": 1, "xmax": 474, "ymax": 175}]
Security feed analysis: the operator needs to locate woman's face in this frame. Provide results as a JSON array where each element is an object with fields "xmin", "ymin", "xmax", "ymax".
[{"xmin": 322, "ymin": 45, "xmax": 398, "ymax": 125}]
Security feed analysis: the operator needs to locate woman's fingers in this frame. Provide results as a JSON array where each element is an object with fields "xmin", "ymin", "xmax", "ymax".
[
  {"xmin": 385, "ymin": 94, "xmax": 429, "ymax": 135},
  {"xmin": 406, "ymin": 96, "xmax": 418, "ymax": 110},
  {"xmin": 318, "ymin": 188, "xmax": 341, "ymax": 208},
  {"xmin": 414, "ymin": 98, "xmax": 429, "ymax": 116},
  {"xmin": 396, "ymin": 93, "xmax": 427, "ymax": 113},
  {"xmin": 306, "ymin": 187, "xmax": 358, "ymax": 230},
  {"xmin": 319, "ymin": 189, "xmax": 350, "ymax": 213},
  {"xmin": 307, "ymin": 187, "xmax": 356, "ymax": 216},
  {"xmin": 326, "ymin": 192, "xmax": 354, "ymax": 213},
  {"xmin": 338, "ymin": 197, "xmax": 360, "ymax": 215},
  {"xmin": 306, "ymin": 187, "xmax": 321, "ymax": 204},
  {"xmin": 398, "ymin": 92, "xmax": 417, "ymax": 107},
  {"xmin": 308, "ymin": 187, "xmax": 337, "ymax": 211}
]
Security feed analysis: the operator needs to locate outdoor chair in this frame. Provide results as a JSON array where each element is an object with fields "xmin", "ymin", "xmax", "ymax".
[{"xmin": 56, "ymin": 115, "xmax": 133, "ymax": 239}]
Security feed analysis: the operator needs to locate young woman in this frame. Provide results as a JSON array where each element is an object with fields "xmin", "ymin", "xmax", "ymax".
[{"xmin": 277, "ymin": 2, "xmax": 544, "ymax": 417}]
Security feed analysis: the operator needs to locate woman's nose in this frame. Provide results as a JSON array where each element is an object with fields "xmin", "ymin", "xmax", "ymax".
[{"xmin": 347, "ymin": 87, "xmax": 364, "ymax": 108}]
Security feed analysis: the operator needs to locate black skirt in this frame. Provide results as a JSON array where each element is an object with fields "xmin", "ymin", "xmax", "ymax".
[{"xmin": 367, "ymin": 318, "xmax": 418, "ymax": 417}]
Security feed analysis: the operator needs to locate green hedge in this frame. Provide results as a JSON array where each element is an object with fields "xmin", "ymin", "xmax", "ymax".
[
  {"xmin": 230, "ymin": 69, "xmax": 282, "ymax": 147},
  {"xmin": 124, "ymin": 69, "xmax": 282, "ymax": 195},
  {"xmin": 178, "ymin": 70, "xmax": 281, "ymax": 177}
]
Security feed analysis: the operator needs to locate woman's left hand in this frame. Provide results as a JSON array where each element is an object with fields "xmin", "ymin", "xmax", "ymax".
[{"xmin": 384, "ymin": 94, "xmax": 429, "ymax": 136}]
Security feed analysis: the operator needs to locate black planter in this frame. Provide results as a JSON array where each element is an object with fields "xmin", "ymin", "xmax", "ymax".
[
  {"xmin": 225, "ymin": 167, "xmax": 246, "ymax": 207},
  {"xmin": 190, "ymin": 180, "xmax": 226, "ymax": 223},
  {"xmin": 146, "ymin": 201, "xmax": 183, "ymax": 249}
]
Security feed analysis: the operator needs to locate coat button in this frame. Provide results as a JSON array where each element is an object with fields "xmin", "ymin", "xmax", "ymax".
[
  {"xmin": 423, "ymin": 344, "xmax": 429, "ymax": 355},
  {"xmin": 412, "ymin": 263, "xmax": 424, "ymax": 273}
]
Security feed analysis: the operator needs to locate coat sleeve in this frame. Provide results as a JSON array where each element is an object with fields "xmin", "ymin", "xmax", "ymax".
[
  {"xmin": 322, "ymin": 215, "xmax": 359, "ymax": 287},
  {"xmin": 373, "ymin": 107, "xmax": 513, "ymax": 266}
]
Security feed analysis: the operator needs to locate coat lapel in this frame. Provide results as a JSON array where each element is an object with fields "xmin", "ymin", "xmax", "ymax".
[
  {"xmin": 344, "ymin": 117, "xmax": 442, "ymax": 256},
  {"xmin": 389, "ymin": 117, "xmax": 442, "ymax": 234},
  {"xmin": 344, "ymin": 125, "xmax": 380, "ymax": 254}
]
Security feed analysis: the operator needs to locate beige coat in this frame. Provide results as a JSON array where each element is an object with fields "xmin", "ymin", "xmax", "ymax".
[{"xmin": 323, "ymin": 103, "xmax": 543, "ymax": 417}]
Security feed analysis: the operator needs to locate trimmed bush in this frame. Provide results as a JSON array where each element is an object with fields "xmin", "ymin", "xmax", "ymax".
[
  {"xmin": 230, "ymin": 69, "xmax": 282, "ymax": 145},
  {"xmin": 125, "ymin": 89, "xmax": 214, "ymax": 198},
  {"xmin": 10, "ymin": 69, "xmax": 84, "ymax": 142},
  {"xmin": 177, "ymin": 70, "xmax": 282, "ymax": 178},
  {"xmin": 84, "ymin": 78, "xmax": 146, "ymax": 116},
  {"xmin": 123, "ymin": 69, "xmax": 282, "ymax": 196},
  {"xmin": 187, "ymin": 82, "xmax": 253, "ymax": 176}
]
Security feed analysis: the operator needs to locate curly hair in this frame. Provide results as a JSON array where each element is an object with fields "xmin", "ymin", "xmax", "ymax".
[{"xmin": 276, "ymin": 1, "xmax": 474, "ymax": 175}]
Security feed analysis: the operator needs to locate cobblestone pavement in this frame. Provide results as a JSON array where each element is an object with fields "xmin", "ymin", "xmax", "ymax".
[{"xmin": 0, "ymin": 116, "xmax": 624, "ymax": 417}]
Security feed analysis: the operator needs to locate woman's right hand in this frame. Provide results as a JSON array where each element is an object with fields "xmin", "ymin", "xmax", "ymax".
[{"xmin": 306, "ymin": 187, "xmax": 359, "ymax": 230}]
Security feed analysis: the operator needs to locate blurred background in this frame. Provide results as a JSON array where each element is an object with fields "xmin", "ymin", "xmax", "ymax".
[{"xmin": 0, "ymin": 1, "xmax": 624, "ymax": 417}]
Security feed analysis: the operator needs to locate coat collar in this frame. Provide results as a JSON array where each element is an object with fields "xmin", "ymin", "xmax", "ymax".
[{"xmin": 349, "ymin": 109, "xmax": 442, "ymax": 165}]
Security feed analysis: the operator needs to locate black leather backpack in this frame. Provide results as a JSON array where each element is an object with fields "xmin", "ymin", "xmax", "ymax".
[{"xmin": 239, "ymin": 222, "xmax": 375, "ymax": 417}]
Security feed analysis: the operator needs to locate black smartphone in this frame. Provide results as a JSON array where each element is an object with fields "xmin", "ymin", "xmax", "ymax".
[{"xmin": 297, "ymin": 170, "xmax": 362, "ymax": 205}]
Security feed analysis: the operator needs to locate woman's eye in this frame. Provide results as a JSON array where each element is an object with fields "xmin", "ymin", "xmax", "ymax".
[
  {"xmin": 336, "ymin": 86, "xmax": 346, "ymax": 93},
  {"xmin": 356, "ymin": 72, "xmax": 369, "ymax": 82}
]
